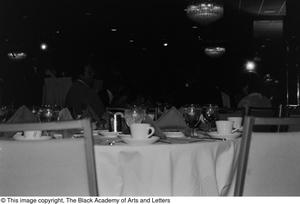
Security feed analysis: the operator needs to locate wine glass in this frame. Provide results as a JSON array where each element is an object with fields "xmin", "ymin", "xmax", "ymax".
[
  {"xmin": 124, "ymin": 106, "xmax": 146, "ymax": 128},
  {"xmin": 39, "ymin": 105, "xmax": 59, "ymax": 122},
  {"xmin": 201, "ymin": 104, "xmax": 219, "ymax": 130},
  {"xmin": 182, "ymin": 104, "xmax": 202, "ymax": 137},
  {"xmin": 0, "ymin": 106, "xmax": 8, "ymax": 123}
]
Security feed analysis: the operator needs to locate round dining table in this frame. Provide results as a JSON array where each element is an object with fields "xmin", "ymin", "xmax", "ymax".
[{"xmin": 94, "ymin": 137, "xmax": 240, "ymax": 196}]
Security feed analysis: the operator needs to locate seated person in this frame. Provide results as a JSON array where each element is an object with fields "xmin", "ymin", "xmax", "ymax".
[
  {"xmin": 65, "ymin": 64, "xmax": 105, "ymax": 119},
  {"xmin": 238, "ymin": 82, "xmax": 271, "ymax": 109}
]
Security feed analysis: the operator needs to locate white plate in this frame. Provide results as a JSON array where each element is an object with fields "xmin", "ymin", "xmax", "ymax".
[
  {"xmin": 120, "ymin": 135, "xmax": 160, "ymax": 146},
  {"xmin": 163, "ymin": 131, "xmax": 185, "ymax": 138},
  {"xmin": 13, "ymin": 134, "xmax": 52, "ymax": 141},
  {"xmin": 99, "ymin": 131, "xmax": 119, "ymax": 138},
  {"xmin": 80, "ymin": 130, "xmax": 104, "ymax": 136},
  {"xmin": 207, "ymin": 131, "xmax": 241, "ymax": 140}
]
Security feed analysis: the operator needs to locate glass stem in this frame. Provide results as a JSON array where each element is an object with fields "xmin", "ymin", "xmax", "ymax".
[{"xmin": 191, "ymin": 128, "xmax": 195, "ymax": 137}]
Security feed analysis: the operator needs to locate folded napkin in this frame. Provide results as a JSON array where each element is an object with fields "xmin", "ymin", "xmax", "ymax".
[
  {"xmin": 58, "ymin": 108, "xmax": 73, "ymax": 121},
  {"xmin": 6, "ymin": 105, "xmax": 39, "ymax": 124},
  {"xmin": 155, "ymin": 106, "xmax": 187, "ymax": 131},
  {"xmin": 1, "ymin": 106, "xmax": 39, "ymax": 138}
]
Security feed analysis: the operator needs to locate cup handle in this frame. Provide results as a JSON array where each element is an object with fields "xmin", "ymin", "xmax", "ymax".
[
  {"xmin": 147, "ymin": 127, "xmax": 155, "ymax": 137},
  {"xmin": 232, "ymin": 128, "xmax": 239, "ymax": 133}
]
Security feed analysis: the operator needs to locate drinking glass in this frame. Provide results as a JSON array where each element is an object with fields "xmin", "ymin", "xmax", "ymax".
[
  {"xmin": 182, "ymin": 104, "xmax": 202, "ymax": 137},
  {"xmin": 201, "ymin": 104, "xmax": 219, "ymax": 130},
  {"xmin": 0, "ymin": 106, "xmax": 8, "ymax": 122},
  {"xmin": 39, "ymin": 105, "xmax": 59, "ymax": 122},
  {"xmin": 124, "ymin": 106, "xmax": 146, "ymax": 127}
]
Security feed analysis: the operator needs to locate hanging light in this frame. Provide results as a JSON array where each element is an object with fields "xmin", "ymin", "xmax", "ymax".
[
  {"xmin": 7, "ymin": 52, "xmax": 27, "ymax": 60},
  {"xmin": 204, "ymin": 46, "xmax": 226, "ymax": 57},
  {"xmin": 186, "ymin": 0, "xmax": 224, "ymax": 25}
]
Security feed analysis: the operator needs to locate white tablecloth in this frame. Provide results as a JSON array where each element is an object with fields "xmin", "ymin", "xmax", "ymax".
[{"xmin": 94, "ymin": 139, "xmax": 240, "ymax": 196}]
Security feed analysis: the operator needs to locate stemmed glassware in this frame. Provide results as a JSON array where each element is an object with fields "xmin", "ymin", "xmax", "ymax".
[
  {"xmin": 0, "ymin": 105, "xmax": 15, "ymax": 123},
  {"xmin": 0, "ymin": 106, "xmax": 9, "ymax": 123},
  {"xmin": 201, "ymin": 104, "xmax": 219, "ymax": 130},
  {"xmin": 124, "ymin": 105, "xmax": 146, "ymax": 128},
  {"xmin": 37, "ymin": 105, "xmax": 60, "ymax": 122},
  {"xmin": 182, "ymin": 104, "xmax": 202, "ymax": 137}
]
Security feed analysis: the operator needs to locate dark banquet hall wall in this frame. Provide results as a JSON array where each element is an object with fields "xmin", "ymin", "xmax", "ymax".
[{"xmin": 0, "ymin": 0, "xmax": 297, "ymax": 107}]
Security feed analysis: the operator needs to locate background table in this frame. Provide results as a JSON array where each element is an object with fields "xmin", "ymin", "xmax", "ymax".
[{"xmin": 94, "ymin": 139, "xmax": 240, "ymax": 196}]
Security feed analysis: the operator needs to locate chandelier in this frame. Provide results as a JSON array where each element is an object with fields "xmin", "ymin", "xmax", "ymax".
[
  {"xmin": 204, "ymin": 46, "xmax": 226, "ymax": 57},
  {"xmin": 186, "ymin": 0, "xmax": 224, "ymax": 25},
  {"xmin": 7, "ymin": 52, "xmax": 27, "ymax": 60}
]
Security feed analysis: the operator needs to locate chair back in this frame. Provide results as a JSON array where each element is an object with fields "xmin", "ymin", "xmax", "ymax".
[
  {"xmin": 0, "ymin": 119, "xmax": 98, "ymax": 196},
  {"xmin": 246, "ymin": 106, "xmax": 282, "ymax": 132},
  {"xmin": 285, "ymin": 105, "xmax": 300, "ymax": 131},
  {"xmin": 235, "ymin": 116, "xmax": 300, "ymax": 196}
]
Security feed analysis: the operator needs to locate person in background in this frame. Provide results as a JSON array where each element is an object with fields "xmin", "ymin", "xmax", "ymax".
[
  {"xmin": 65, "ymin": 64, "xmax": 105, "ymax": 119},
  {"xmin": 98, "ymin": 80, "xmax": 114, "ymax": 107},
  {"xmin": 238, "ymin": 79, "xmax": 272, "ymax": 109}
]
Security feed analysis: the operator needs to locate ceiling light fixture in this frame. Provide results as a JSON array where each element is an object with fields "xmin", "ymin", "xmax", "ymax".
[
  {"xmin": 7, "ymin": 52, "xmax": 27, "ymax": 60},
  {"xmin": 186, "ymin": 0, "xmax": 224, "ymax": 25},
  {"xmin": 204, "ymin": 46, "xmax": 225, "ymax": 57}
]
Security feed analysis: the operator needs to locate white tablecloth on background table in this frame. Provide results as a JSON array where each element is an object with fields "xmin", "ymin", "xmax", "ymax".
[{"xmin": 94, "ymin": 139, "xmax": 240, "ymax": 196}]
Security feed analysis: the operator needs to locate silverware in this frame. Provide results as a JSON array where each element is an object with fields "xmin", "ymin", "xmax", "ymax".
[{"xmin": 158, "ymin": 139, "xmax": 172, "ymax": 144}]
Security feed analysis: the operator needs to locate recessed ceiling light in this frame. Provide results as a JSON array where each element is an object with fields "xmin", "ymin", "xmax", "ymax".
[
  {"xmin": 40, "ymin": 43, "xmax": 48, "ymax": 50},
  {"xmin": 111, "ymin": 28, "xmax": 117, "ymax": 32}
]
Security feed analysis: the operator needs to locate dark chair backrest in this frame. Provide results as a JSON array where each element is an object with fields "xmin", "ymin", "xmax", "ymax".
[{"xmin": 246, "ymin": 106, "xmax": 282, "ymax": 132}]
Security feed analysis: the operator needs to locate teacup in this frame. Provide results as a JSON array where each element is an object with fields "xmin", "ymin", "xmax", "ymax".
[
  {"xmin": 24, "ymin": 130, "xmax": 42, "ymax": 139},
  {"xmin": 216, "ymin": 120, "xmax": 234, "ymax": 135},
  {"xmin": 227, "ymin": 117, "xmax": 243, "ymax": 129},
  {"xmin": 130, "ymin": 123, "xmax": 155, "ymax": 140}
]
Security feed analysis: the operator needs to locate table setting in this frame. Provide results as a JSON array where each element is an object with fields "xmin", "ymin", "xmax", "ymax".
[
  {"xmin": 0, "ymin": 103, "xmax": 244, "ymax": 146},
  {"xmin": 0, "ymin": 104, "xmax": 242, "ymax": 196},
  {"xmin": 93, "ymin": 104, "xmax": 243, "ymax": 147},
  {"xmin": 93, "ymin": 106, "xmax": 241, "ymax": 196}
]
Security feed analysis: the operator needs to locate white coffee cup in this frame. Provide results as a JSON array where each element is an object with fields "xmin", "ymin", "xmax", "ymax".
[
  {"xmin": 227, "ymin": 117, "xmax": 243, "ymax": 129},
  {"xmin": 130, "ymin": 123, "xmax": 155, "ymax": 140},
  {"xmin": 216, "ymin": 120, "xmax": 234, "ymax": 135},
  {"xmin": 24, "ymin": 130, "xmax": 42, "ymax": 139}
]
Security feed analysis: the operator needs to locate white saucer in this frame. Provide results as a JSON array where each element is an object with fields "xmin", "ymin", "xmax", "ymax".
[
  {"xmin": 163, "ymin": 131, "xmax": 185, "ymax": 138},
  {"xmin": 13, "ymin": 134, "xmax": 52, "ymax": 141},
  {"xmin": 207, "ymin": 131, "xmax": 241, "ymax": 140},
  {"xmin": 99, "ymin": 131, "xmax": 119, "ymax": 138},
  {"xmin": 120, "ymin": 135, "xmax": 160, "ymax": 145}
]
